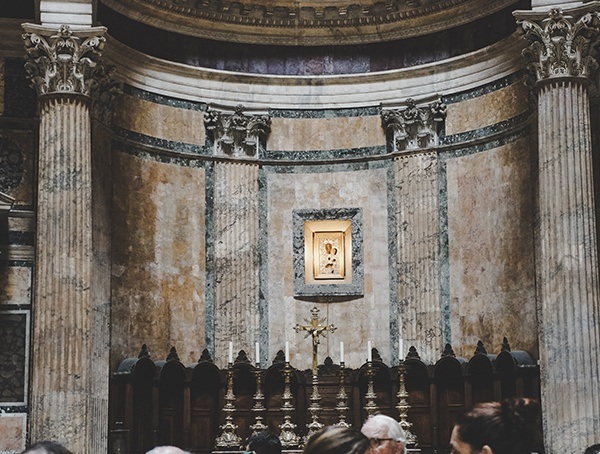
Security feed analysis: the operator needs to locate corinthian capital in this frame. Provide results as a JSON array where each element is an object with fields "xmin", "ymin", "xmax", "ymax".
[
  {"xmin": 515, "ymin": 4, "xmax": 600, "ymax": 83},
  {"xmin": 22, "ymin": 24, "xmax": 107, "ymax": 97}
]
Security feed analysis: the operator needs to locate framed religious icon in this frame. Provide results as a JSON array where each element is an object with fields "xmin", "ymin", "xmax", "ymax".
[
  {"xmin": 292, "ymin": 208, "xmax": 363, "ymax": 296},
  {"xmin": 313, "ymin": 231, "xmax": 345, "ymax": 279}
]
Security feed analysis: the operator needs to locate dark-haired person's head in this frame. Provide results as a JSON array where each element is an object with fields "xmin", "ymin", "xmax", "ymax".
[
  {"xmin": 450, "ymin": 398, "xmax": 539, "ymax": 454},
  {"xmin": 304, "ymin": 426, "xmax": 371, "ymax": 454},
  {"xmin": 585, "ymin": 445, "xmax": 600, "ymax": 454},
  {"xmin": 247, "ymin": 431, "xmax": 282, "ymax": 454},
  {"xmin": 21, "ymin": 441, "xmax": 73, "ymax": 454}
]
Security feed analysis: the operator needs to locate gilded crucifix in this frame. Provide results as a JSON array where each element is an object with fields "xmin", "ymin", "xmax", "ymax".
[{"xmin": 294, "ymin": 306, "xmax": 337, "ymax": 373}]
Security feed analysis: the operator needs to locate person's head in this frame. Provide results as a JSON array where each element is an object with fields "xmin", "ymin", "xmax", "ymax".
[
  {"xmin": 450, "ymin": 398, "xmax": 539, "ymax": 454},
  {"xmin": 304, "ymin": 426, "xmax": 371, "ymax": 454},
  {"xmin": 361, "ymin": 414, "xmax": 406, "ymax": 454},
  {"xmin": 145, "ymin": 447, "xmax": 190, "ymax": 454},
  {"xmin": 21, "ymin": 441, "xmax": 72, "ymax": 454},
  {"xmin": 585, "ymin": 445, "xmax": 600, "ymax": 454},
  {"xmin": 247, "ymin": 431, "xmax": 282, "ymax": 454}
]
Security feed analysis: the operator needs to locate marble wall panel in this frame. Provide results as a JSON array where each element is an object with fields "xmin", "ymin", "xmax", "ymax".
[
  {"xmin": 0, "ymin": 130, "xmax": 35, "ymax": 206},
  {"xmin": 0, "ymin": 267, "xmax": 31, "ymax": 306},
  {"xmin": 0, "ymin": 313, "xmax": 27, "ymax": 403},
  {"xmin": 268, "ymin": 115, "xmax": 386, "ymax": 151},
  {"xmin": 0, "ymin": 414, "xmax": 26, "ymax": 453},
  {"xmin": 111, "ymin": 151, "xmax": 206, "ymax": 368},
  {"xmin": 266, "ymin": 167, "xmax": 390, "ymax": 369},
  {"xmin": 446, "ymin": 137, "xmax": 537, "ymax": 358},
  {"xmin": 213, "ymin": 162, "xmax": 260, "ymax": 366},
  {"xmin": 445, "ymin": 82, "xmax": 529, "ymax": 136},
  {"xmin": 0, "ymin": 59, "xmax": 4, "ymax": 115},
  {"xmin": 114, "ymin": 94, "xmax": 205, "ymax": 146}
]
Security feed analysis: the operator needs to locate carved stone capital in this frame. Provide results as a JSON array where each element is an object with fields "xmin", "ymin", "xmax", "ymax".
[
  {"xmin": 515, "ymin": 4, "xmax": 600, "ymax": 84},
  {"xmin": 204, "ymin": 105, "xmax": 271, "ymax": 157},
  {"xmin": 381, "ymin": 99, "xmax": 446, "ymax": 152},
  {"xmin": 22, "ymin": 24, "xmax": 107, "ymax": 97}
]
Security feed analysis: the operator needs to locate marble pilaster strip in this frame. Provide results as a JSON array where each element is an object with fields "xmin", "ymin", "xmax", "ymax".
[
  {"xmin": 30, "ymin": 95, "xmax": 93, "ymax": 452},
  {"xmin": 213, "ymin": 162, "xmax": 260, "ymax": 366},
  {"xmin": 536, "ymin": 79, "xmax": 600, "ymax": 453},
  {"xmin": 394, "ymin": 152, "xmax": 442, "ymax": 363}
]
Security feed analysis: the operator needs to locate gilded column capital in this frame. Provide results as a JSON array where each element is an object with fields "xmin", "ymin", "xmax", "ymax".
[
  {"xmin": 22, "ymin": 23, "xmax": 107, "ymax": 97},
  {"xmin": 515, "ymin": 4, "xmax": 600, "ymax": 84}
]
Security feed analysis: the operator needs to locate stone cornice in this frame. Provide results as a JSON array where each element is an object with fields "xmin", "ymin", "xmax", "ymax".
[
  {"xmin": 515, "ymin": 2, "xmax": 600, "ymax": 83},
  {"xmin": 100, "ymin": 0, "xmax": 519, "ymax": 46},
  {"xmin": 22, "ymin": 23, "xmax": 108, "ymax": 97},
  {"xmin": 104, "ymin": 32, "xmax": 526, "ymax": 110}
]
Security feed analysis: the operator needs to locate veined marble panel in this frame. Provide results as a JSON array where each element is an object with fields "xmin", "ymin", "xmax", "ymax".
[
  {"xmin": 213, "ymin": 162, "xmax": 260, "ymax": 367},
  {"xmin": 111, "ymin": 151, "xmax": 206, "ymax": 369},
  {"xmin": 0, "ymin": 59, "xmax": 4, "ymax": 116},
  {"xmin": 0, "ymin": 131, "xmax": 35, "ymax": 207},
  {"xmin": 445, "ymin": 81, "xmax": 529, "ymax": 136},
  {"xmin": 0, "ymin": 413, "xmax": 26, "ymax": 453},
  {"xmin": 0, "ymin": 267, "xmax": 31, "ymax": 306},
  {"xmin": 114, "ymin": 94, "xmax": 206, "ymax": 147},
  {"xmin": 395, "ymin": 152, "xmax": 442, "ymax": 364},
  {"xmin": 265, "ymin": 166, "xmax": 389, "ymax": 369},
  {"xmin": 446, "ymin": 137, "xmax": 537, "ymax": 358},
  {"xmin": 268, "ymin": 116, "xmax": 386, "ymax": 152}
]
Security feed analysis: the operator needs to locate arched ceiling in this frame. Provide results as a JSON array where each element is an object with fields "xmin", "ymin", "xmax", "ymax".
[{"xmin": 99, "ymin": 0, "xmax": 521, "ymax": 46}]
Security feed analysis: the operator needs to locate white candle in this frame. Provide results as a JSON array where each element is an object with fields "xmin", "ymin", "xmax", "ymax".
[
  {"xmin": 367, "ymin": 340, "xmax": 372, "ymax": 362},
  {"xmin": 228, "ymin": 341, "xmax": 233, "ymax": 364},
  {"xmin": 255, "ymin": 341, "xmax": 260, "ymax": 366},
  {"xmin": 340, "ymin": 341, "xmax": 344, "ymax": 363},
  {"xmin": 285, "ymin": 341, "xmax": 290, "ymax": 362},
  {"xmin": 399, "ymin": 338, "xmax": 404, "ymax": 361}
]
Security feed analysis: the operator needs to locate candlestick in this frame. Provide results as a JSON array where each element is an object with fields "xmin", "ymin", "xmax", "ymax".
[
  {"xmin": 228, "ymin": 341, "xmax": 233, "ymax": 364},
  {"xmin": 367, "ymin": 341, "xmax": 372, "ymax": 362},
  {"xmin": 340, "ymin": 341, "xmax": 344, "ymax": 364},
  {"xmin": 285, "ymin": 341, "xmax": 290, "ymax": 362},
  {"xmin": 255, "ymin": 341, "xmax": 260, "ymax": 366}
]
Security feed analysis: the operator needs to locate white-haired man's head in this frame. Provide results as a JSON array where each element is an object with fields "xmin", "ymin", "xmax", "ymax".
[
  {"xmin": 361, "ymin": 414, "xmax": 406, "ymax": 454},
  {"xmin": 145, "ymin": 446, "xmax": 190, "ymax": 454}
]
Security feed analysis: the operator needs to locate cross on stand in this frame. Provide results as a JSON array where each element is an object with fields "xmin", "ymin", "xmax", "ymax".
[
  {"xmin": 294, "ymin": 306, "xmax": 337, "ymax": 373},
  {"xmin": 294, "ymin": 306, "xmax": 337, "ymax": 441}
]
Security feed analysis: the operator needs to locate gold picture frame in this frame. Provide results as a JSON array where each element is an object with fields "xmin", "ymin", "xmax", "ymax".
[{"xmin": 304, "ymin": 219, "xmax": 352, "ymax": 285}]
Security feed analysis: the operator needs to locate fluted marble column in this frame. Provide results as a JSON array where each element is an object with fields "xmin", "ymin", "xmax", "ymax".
[
  {"xmin": 22, "ymin": 24, "xmax": 108, "ymax": 454},
  {"xmin": 515, "ymin": 5, "xmax": 600, "ymax": 453}
]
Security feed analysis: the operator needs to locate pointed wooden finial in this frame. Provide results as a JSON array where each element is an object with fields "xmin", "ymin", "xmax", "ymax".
[
  {"xmin": 166, "ymin": 346, "xmax": 180, "ymax": 362},
  {"xmin": 138, "ymin": 344, "xmax": 150, "ymax": 359},
  {"xmin": 475, "ymin": 340, "xmax": 488, "ymax": 355},
  {"xmin": 407, "ymin": 346, "xmax": 421, "ymax": 360},
  {"xmin": 198, "ymin": 348, "xmax": 213, "ymax": 363},
  {"xmin": 501, "ymin": 337, "xmax": 511, "ymax": 352},
  {"xmin": 442, "ymin": 343, "xmax": 456, "ymax": 358}
]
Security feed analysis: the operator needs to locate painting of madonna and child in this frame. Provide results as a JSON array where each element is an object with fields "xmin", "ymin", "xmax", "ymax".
[{"xmin": 313, "ymin": 231, "xmax": 345, "ymax": 280}]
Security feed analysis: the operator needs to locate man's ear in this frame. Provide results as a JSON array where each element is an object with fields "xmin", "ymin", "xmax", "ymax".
[{"xmin": 480, "ymin": 445, "xmax": 493, "ymax": 454}]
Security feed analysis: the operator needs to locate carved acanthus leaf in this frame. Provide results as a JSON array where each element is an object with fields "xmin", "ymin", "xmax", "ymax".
[
  {"xmin": 516, "ymin": 8, "xmax": 600, "ymax": 82},
  {"xmin": 22, "ymin": 25, "xmax": 107, "ymax": 97},
  {"xmin": 204, "ymin": 105, "xmax": 271, "ymax": 157},
  {"xmin": 381, "ymin": 98, "xmax": 446, "ymax": 152}
]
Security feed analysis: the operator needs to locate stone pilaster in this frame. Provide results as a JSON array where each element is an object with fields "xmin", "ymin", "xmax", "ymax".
[
  {"xmin": 394, "ymin": 153, "xmax": 442, "ymax": 363},
  {"xmin": 22, "ymin": 23, "xmax": 108, "ymax": 454},
  {"xmin": 213, "ymin": 161, "xmax": 260, "ymax": 365},
  {"xmin": 515, "ymin": 5, "xmax": 600, "ymax": 453}
]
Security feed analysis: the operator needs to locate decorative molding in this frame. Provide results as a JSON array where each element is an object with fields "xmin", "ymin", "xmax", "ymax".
[
  {"xmin": 381, "ymin": 99, "xmax": 446, "ymax": 152},
  {"xmin": 100, "ymin": 0, "xmax": 520, "ymax": 46},
  {"xmin": 22, "ymin": 24, "xmax": 107, "ymax": 97},
  {"xmin": 92, "ymin": 65, "xmax": 122, "ymax": 126},
  {"xmin": 204, "ymin": 105, "xmax": 270, "ymax": 157},
  {"xmin": 515, "ymin": 4, "xmax": 600, "ymax": 83},
  {"xmin": 104, "ymin": 32, "xmax": 526, "ymax": 110}
]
